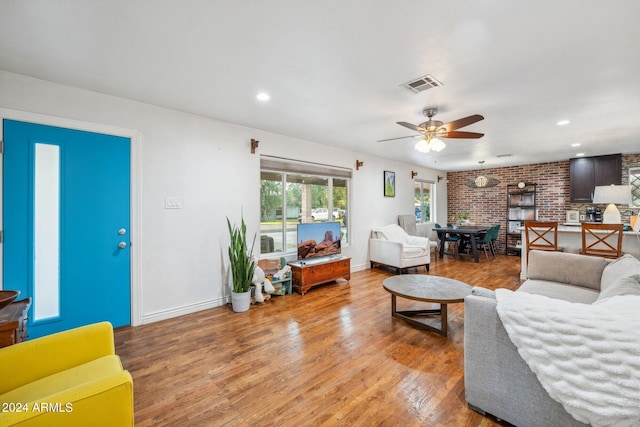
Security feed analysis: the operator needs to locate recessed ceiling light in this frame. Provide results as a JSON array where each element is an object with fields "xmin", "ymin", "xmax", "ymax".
[
  {"xmin": 576, "ymin": 152, "xmax": 585, "ymax": 157},
  {"xmin": 557, "ymin": 120, "xmax": 570, "ymax": 126},
  {"xmin": 571, "ymin": 143, "xmax": 581, "ymax": 147},
  {"xmin": 256, "ymin": 92, "xmax": 270, "ymax": 101}
]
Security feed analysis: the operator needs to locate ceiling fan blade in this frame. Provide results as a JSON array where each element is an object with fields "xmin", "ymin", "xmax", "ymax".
[
  {"xmin": 441, "ymin": 114, "xmax": 484, "ymax": 132},
  {"xmin": 377, "ymin": 135, "xmax": 421, "ymax": 142},
  {"xmin": 397, "ymin": 121, "xmax": 426, "ymax": 133},
  {"xmin": 440, "ymin": 131, "xmax": 484, "ymax": 139}
]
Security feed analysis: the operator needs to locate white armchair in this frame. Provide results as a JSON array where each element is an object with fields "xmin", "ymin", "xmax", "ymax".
[
  {"xmin": 369, "ymin": 224, "xmax": 431, "ymax": 273},
  {"xmin": 397, "ymin": 214, "xmax": 439, "ymax": 260}
]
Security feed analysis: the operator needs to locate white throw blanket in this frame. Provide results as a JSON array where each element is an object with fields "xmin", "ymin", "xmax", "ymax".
[{"xmin": 495, "ymin": 289, "xmax": 640, "ymax": 427}]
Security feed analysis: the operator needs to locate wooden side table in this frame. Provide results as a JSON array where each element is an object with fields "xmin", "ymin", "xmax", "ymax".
[{"xmin": 0, "ymin": 298, "xmax": 31, "ymax": 348}]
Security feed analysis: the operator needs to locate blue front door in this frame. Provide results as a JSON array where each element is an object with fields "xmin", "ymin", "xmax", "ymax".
[{"xmin": 3, "ymin": 119, "xmax": 131, "ymax": 338}]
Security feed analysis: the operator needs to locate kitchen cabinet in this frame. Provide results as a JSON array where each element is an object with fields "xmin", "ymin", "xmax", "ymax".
[{"xmin": 570, "ymin": 154, "xmax": 621, "ymax": 203}]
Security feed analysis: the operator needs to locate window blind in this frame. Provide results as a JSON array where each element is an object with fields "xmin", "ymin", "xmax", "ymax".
[{"xmin": 260, "ymin": 156, "xmax": 352, "ymax": 179}]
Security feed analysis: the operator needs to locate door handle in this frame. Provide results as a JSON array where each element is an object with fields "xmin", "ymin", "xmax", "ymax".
[{"xmin": 118, "ymin": 242, "xmax": 127, "ymax": 249}]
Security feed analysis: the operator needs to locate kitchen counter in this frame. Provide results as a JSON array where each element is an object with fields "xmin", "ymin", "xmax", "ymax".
[{"xmin": 520, "ymin": 225, "xmax": 640, "ymax": 279}]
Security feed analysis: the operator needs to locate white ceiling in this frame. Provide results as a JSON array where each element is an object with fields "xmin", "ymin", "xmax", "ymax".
[{"xmin": 1, "ymin": 1, "xmax": 639, "ymax": 171}]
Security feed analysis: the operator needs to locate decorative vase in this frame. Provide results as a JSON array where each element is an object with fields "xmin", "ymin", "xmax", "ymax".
[{"xmin": 231, "ymin": 290, "xmax": 251, "ymax": 312}]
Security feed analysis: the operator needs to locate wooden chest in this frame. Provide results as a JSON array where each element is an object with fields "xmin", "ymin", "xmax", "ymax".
[
  {"xmin": 0, "ymin": 298, "xmax": 31, "ymax": 348},
  {"xmin": 289, "ymin": 257, "xmax": 350, "ymax": 295}
]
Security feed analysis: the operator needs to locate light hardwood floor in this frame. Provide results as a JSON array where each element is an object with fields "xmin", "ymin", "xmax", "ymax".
[{"xmin": 115, "ymin": 255, "xmax": 523, "ymax": 426}]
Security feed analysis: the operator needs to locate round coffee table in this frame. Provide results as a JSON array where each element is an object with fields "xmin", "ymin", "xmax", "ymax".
[{"xmin": 382, "ymin": 274, "xmax": 472, "ymax": 337}]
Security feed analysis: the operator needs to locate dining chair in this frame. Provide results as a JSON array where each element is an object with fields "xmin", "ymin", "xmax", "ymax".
[
  {"xmin": 524, "ymin": 221, "xmax": 561, "ymax": 257},
  {"xmin": 581, "ymin": 223, "xmax": 623, "ymax": 259},
  {"xmin": 475, "ymin": 225, "xmax": 498, "ymax": 260},
  {"xmin": 447, "ymin": 222, "xmax": 474, "ymax": 255},
  {"xmin": 489, "ymin": 224, "xmax": 500, "ymax": 255},
  {"xmin": 434, "ymin": 223, "xmax": 459, "ymax": 257}
]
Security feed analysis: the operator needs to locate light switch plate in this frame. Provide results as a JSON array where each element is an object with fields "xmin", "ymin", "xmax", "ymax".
[{"xmin": 165, "ymin": 197, "xmax": 182, "ymax": 209}]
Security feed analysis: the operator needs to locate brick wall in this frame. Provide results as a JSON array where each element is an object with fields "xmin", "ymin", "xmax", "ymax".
[{"xmin": 447, "ymin": 153, "xmax": 640, "ymax": 254}]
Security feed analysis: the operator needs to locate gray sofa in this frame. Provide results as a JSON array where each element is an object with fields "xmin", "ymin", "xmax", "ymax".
[{"xmin": 464, "ymin": 250, "xmax": 640, "ymax": 427}]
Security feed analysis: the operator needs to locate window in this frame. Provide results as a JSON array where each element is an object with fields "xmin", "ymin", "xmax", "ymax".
[
  {"xmin": 414, "ymin": 180, "xmax": 434, "ymax": 223},
  {"xmin": 260, "ymin": 157, "xmax": 351, "ymax": 255},
  {"xmin": 631, "ymin": 167, "xmax": 640, "ymax": 208}
]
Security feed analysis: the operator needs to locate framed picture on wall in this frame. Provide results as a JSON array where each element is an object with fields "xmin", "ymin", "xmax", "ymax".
[{"xmin": 384, "ymin": 171, "xmax": 395, "ymax": 197}]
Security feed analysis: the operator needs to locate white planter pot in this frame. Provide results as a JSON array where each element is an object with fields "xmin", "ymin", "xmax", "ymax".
[{"xmin": 231, "ymin": 290, "xmax": 251, "ymax": 312}]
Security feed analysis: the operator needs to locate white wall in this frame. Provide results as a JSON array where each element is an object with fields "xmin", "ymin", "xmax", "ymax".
[{"xmin": 0, "ymin": 70, "xmax": 446, "ymax": 324}]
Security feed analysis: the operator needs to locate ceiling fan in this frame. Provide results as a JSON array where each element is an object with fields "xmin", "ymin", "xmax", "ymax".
[{"xmin": 379, "ymin": 108, "xmax": 484, "ymax": 153}]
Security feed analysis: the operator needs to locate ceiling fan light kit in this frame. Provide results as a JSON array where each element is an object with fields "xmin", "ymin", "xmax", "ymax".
[
  {"xmin": 379, "ymin": 107, "xmax": 484, "ymax": 154},
  {"xmin": 414, "ymin": 137, "xmax": 446, "ymax": 153}
]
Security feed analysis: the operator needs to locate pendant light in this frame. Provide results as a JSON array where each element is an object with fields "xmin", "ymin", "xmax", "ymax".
[{"xmin": 464, "ymin": 161, "xmax": 500, "ymax": 189}]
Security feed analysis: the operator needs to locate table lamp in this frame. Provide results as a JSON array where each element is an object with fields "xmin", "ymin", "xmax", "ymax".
[{"xmin": 592, "ymin": 184, "xmax": 632, "ymax": 224}]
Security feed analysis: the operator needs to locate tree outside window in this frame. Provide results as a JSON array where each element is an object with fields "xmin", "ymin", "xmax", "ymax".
[
  {"xmin": 260, "ymin": 171, "xmax": 349, "ymax": 256},
  {"xmin": 414, "ymin": 180, "xmax": 434, "ymax": 223}
]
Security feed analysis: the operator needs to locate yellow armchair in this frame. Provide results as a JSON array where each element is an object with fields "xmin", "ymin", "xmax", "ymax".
[{"xmin": 0, "ymin": 322, "xmax": 133, "ymax": 426}]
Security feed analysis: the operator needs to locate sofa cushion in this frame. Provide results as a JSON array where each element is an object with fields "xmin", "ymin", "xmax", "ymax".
[
  {"xmin": 597, "ymin": 274, "xmax": 640, "ymax": 301},
  {"xmin": 527, "ymin": 250, "xmax": 607, "ymax": 291},
  {"xmin": 600, "ymin": 254, "xmax": 640, "ymax": 295},
  {"xmin": 0, "ymin": 355, "xmax": 123, "ymax": 403},
  {"xmin": 518, "ymin": 279, "xmax": 600, "ymax": 304}
]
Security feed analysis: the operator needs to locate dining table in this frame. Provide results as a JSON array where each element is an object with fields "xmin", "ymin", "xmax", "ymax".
[{"xmin": 436, "ymin": 225, "xmax": 491, "ymax": 263}]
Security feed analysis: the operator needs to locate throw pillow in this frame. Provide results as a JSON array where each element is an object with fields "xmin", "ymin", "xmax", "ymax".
[
  {"xmin": 600, "ymin": 254, "xmax": 640, "ymax": 294},
  {"xmin": 596, "ymin": 274, "xmax": 640, "ymax": 302}
]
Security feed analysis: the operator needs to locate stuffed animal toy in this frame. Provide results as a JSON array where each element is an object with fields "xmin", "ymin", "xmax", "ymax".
[
  {"xmin": 252, "ymin": 264, "xmax": 275, "ymax": 303},
  {"xmin": 273, "ymin": 265, "xmax": 291, "ymax": 280}
]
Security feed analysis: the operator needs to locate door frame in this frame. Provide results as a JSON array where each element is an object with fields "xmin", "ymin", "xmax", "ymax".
[{"xmin": 0, "ymin": 108, "xmax": 142, "ymax": 327}]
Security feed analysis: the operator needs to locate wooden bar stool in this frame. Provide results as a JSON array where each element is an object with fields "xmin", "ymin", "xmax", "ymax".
[
  {"xmin": 581, "ymin": 223, "xmax": 623, "ymax": 259},
  {"xmin": 524, "ymin": 221, "xmax": 560, "ymax": 257}
]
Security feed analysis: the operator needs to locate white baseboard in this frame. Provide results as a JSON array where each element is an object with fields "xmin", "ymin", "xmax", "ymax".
[
  {"xmin": 351, "ymin": 262, "xmax": 367, "ymax": 272},
  {"xmin": 142, "ymin": 263, "xmax": 367, "ymax": 324},
  {"xmin": 141, "ymin": 296, "xmax": 228, "ymax": 324}
]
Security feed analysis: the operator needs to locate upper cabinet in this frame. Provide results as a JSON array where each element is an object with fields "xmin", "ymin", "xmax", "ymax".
[{"xmin": 569, "ymin": 154, "xmax": 622, "ymax": 203}]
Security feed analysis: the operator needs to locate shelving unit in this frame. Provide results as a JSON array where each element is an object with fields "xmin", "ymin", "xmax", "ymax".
[{"xmin": 505, "ymin": 183, "xmax": 537, "ymax": 256}]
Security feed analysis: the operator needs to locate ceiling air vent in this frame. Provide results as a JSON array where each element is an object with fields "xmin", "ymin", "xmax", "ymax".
[{"xmin": 400, "ymin": 74, "xmax": 443, "ymax": 94}]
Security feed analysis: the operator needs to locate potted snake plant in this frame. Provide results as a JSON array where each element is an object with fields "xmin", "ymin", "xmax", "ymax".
[{"xmin": 227, "ymin": 215, "xmax": 256, "ymax": 312}]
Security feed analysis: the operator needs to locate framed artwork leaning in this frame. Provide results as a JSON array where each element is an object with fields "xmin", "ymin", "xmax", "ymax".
[{"xmin": 565, "ymin": 210, "xmax": 580, "ymax": 224}]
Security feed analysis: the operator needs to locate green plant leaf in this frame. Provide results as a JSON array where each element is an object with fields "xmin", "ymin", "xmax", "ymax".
[{"xmin": 227, "ymin": 214, "xmax": 256, "ymax": 293}]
